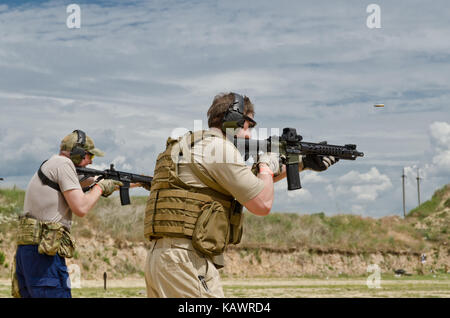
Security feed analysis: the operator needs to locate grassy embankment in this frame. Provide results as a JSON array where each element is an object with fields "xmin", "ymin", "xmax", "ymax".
[{"xmin": 0, "ymin": 184, "xmax": 449, "ymax": 278}]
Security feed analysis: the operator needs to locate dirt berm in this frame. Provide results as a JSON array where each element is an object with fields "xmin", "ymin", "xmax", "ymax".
[{"xmin": 0, "ymin": 184, "xmax": 448, "ymax": 280}]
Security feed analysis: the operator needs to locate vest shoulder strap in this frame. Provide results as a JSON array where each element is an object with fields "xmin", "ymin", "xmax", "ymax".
[
  {"xmin": 179, "ymin": 131, "xmax": 231, "ymax": 196},
  {"xmin": 188, "ymin": 160, "xmax": 225, "ymax": 194},
  {"xmin": 37, "ymin": 160, "xmax": 61, "ymax": 192}
]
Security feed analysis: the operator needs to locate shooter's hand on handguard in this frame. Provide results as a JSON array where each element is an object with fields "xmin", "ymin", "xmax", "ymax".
[{"xmin": 302, "ymin": 155, "xmax": 339, "ymax": 172}]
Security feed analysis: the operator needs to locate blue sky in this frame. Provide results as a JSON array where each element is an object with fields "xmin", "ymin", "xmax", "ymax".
[{"xmin": 0, "ymin": 0, "xmax": 449, "ymax": 217}]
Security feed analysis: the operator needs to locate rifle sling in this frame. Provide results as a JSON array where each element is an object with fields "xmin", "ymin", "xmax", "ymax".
[
  {"xmin": 38, "ymin": 160, "xmax": 91, "ymax": 193},
  {"xmin": 37, "ymin": 160, "xmax": 61, "ymax": 193}
]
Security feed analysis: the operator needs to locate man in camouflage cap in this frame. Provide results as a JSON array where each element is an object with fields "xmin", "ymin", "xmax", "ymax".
[
  {"xmin": 12, "ymin": 130, "xmax": 122, "ymax": 298},
  {"xmin": 60, "ymin": 131, "xmax": 106, "ymax": 160}
]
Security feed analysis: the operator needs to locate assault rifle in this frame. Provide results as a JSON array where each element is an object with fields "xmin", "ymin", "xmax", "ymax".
[
  {"xmin": 76, "ymin": 164, "xmax": 153, "ymax": 205},
  {"xmin": 234, "ymin": 127, "xmax": 364, "ymax": 190}
]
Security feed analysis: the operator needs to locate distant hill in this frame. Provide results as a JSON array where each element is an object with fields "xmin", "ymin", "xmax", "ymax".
[
  {"xmin": 0, "ymin": 184, "xmax": 448, "ymax": 279},
  {"xmin": 407, "ymin": 184, "xmax": 450, "ymax": 244}
]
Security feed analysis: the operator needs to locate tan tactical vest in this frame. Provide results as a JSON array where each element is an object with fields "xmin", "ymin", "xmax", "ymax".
[{"xmin": 144, "ymin": 130, "xmax": 244, "ymax": 257}]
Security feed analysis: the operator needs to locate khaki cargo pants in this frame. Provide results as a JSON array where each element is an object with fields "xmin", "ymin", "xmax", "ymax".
[{"xmin": 144, "ymin": 237, "xmax": 224, "ymax": 298}]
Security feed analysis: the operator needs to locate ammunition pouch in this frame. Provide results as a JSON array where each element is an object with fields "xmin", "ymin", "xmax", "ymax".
[
  {"xmin": 58, "ymin": 229, "xmax": 76, "ymax": 258},
  {"xmin": 16, "ymin": 216, "xmax": 41, "ymax": 245},
  {"xmin": 191, "ymin": 199, "xmax": 244, "ymax": 257},
  {"xmin": 38, "ymin": 222, "xmax": 64, "ymax": 256},
  {"xmin": 16, "ymin": 216, "xmax": 76, "ymax": 258},
  {"xmin": 192, "ymin": 201, "xmax": 230, "ymax": 257}
]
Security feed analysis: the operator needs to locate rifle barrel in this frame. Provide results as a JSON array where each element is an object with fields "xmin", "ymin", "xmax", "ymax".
[
  {"xmin": 75, "ymin": 167, "xmax": 153, "ymax": 183},
  {"xmin": 233, "ymin": 138, "xmax": 364, "ymax": 160}
]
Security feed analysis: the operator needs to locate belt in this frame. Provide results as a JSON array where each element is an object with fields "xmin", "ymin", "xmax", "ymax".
[
  {"xmin": 151, "ymin": 237, "xmax": 195, "ymax": 250},
  {"xmin": 20, "ymin": 214, "xmax": 70, "ymax": 232},
  {"xmin": 150, "ymin": 237, "xmax": 225, "ymax": 269}
]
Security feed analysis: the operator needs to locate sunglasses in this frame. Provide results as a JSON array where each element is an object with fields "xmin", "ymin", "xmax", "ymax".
[
  {"xmin": 243, "ymin": 115, "xmax": 257, "ymax": 128},
  {"xmin": 87, "ymin": 152, "xmax": 95, "ymax": 160}
]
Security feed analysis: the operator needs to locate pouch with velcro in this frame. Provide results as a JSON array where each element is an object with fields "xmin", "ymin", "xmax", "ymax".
[
  {"xmin": 38, "ymin": 222, "xmax": 64, "ymax": 256},
  {"xmin": 192, "ymin": 201, "xmax": 230, "ymax": 257},
  {"xmin": 16, "ymin": 217, "xmax": 41, "ymax": 245}
]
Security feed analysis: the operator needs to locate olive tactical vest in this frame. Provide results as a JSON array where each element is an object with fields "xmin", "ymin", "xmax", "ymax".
[{"xmin": 144, "ymin": 130, "xmax": 244, "ymax": 257}]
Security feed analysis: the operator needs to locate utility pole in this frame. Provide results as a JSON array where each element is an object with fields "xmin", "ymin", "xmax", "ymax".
[
  {"xmin": 416, "ymin": 168, "xmax": 421, "ymax": 206},
  {"xmin": 402, "ymin": 168, "xmax": 406, "ymax": 218}
]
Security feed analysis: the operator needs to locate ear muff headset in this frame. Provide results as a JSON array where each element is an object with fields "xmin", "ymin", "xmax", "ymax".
[
  {"xmin": 221, "ymin": 93, "xmax": 256, "ymax": 133},
  {"xmin": 70, "ymin": 129, "xmax": 87, "ymax": 165}
]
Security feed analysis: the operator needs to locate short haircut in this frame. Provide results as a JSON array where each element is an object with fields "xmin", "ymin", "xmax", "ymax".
[{"xmin": 207, "ymin": 92, "xmax": 255, "ymax": 128}]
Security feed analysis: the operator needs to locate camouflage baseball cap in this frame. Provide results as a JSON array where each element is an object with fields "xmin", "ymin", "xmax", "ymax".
[{"xmin": 60, "ymin": 131, "xmax": 105, "ymax": 157}]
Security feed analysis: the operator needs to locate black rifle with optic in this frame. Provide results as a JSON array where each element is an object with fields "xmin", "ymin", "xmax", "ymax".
[
  {"xmin": 234, "ymin": 127, "xmax": 364, "ymax": 190},
  {"xmin": 76, "ymin": 164, "xmax": 153, "ymax": 205}
]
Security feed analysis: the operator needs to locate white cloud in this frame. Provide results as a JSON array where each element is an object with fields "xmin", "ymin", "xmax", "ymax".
[
  {"xmin": 328, "ymin": 167, "xmax": 393, "ymax": 203},
  {"xmin": 429, "ymin": 121, "xmax": 450, "ymax": 150},
  {"xmin": 406, "ymin": 121, "xmax": 450, "ymax": 179},
  {"xmin": 431, "ymin": 150, "xmax": 450, "ymax": 171},
  {"xmin": 163, "ymin": 70, "xmax": 289, "ymax": 97},
  {"xmin": 301, "ymin": 171, "xmax": 327, "ymax": 184},
  {"xmin": 91, "ymin": 156, "xmax": 133, "ymax": 171},
  {"xmin": 287, "ymin": 188, "xmax": 312, "ymax": 201},
  {"xmin": 339, "ymin": 167, "xmax": 392, "ymax": 187}
]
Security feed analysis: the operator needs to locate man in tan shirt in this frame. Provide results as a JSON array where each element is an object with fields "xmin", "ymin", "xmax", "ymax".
[
  {"xmin": 14, "ymin": 130, "xmax": 122, "ymax": 298},
  {"xmin": 143, "ymin": 93, "xmax": 339, "ymax": 298}
]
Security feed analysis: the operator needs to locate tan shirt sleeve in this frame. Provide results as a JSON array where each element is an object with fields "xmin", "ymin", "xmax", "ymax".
[
  {"xmin": 199, "ymin": 138, "xmax": 265, "ymax": 204},
  {"xmin": 55, "ymin": 161, "xmax": 82, "ymax": 192}
]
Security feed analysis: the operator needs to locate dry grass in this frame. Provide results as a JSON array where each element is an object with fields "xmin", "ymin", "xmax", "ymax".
[
  {"xmin": 242, "ymin": 212, "xmax": 427, "ymax": 253},
  {"xmin": 1, "ymin": 184, "xmax": 448, "ymax": 281},
  {"xmin": 3, "ymin": 185, "xmax": 448, "ymax": 254},
  {"xmin": 71, "ymin": 195, "xmax": 148, "ymax": 242}
]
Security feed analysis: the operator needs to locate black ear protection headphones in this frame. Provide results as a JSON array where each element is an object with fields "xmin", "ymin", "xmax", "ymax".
[
  {"xmin": 231, "ymin": 93, "xmax": 245, "ymax": 113},
  {"xmin": 221, "ymin": 93, "xmax": 256, "ymax": 133},
  {"xmin": 70, "ymin": 129, "xmax": 87, "ymax": 165}
]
